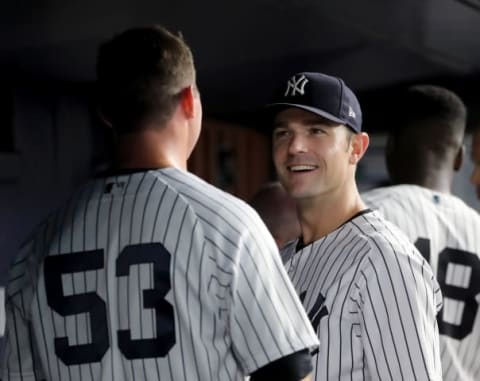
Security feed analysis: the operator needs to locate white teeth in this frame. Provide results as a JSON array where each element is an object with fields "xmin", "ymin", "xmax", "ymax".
[{"xmin": 289, "ymin": 165, "xmax": 316, "ymax": 172}]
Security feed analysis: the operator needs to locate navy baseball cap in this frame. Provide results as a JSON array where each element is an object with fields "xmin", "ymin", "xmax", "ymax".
[{"xmin": 266, "ymin": 72, "xmax": 362, "ymax": 133}]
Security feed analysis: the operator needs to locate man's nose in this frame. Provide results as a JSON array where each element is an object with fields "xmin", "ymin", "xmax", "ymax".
[{"xmin": 288, "ymin": 133, "xmax": 308, "ymax": 154}]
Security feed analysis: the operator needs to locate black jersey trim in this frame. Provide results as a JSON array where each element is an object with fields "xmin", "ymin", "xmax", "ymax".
[
  {"xmin": 296, "ymin": 208, "xmax": 373, "ymax": 251},
  {"xmin": 249, "ymin": 349, "xmax": 312, "ymax": 381}
]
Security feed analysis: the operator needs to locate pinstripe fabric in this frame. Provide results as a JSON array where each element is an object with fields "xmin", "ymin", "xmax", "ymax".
[
  {"xmin": 363, "ymin": 184, "xmax": 480, "ymax": 381},
  {"xmin": 282, "ymin": 210, "xmax": 442, "ymax": 380},
  {"xmin": 1, "ymin": 168, "xmax": 318, "ymax": 381}
]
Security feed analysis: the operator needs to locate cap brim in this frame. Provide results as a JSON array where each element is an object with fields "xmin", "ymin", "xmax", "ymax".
[{"xmin": 265, "ymin": 102, "xmax": 346, "ymax": 126}]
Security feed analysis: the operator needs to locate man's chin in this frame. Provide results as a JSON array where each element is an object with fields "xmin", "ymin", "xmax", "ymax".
[
  {"xmin": 283, "ymin": 182, "xmax": 317, "ymax": 200},
  {"xmin": 290, "ymin": 190, "xmax": 316, "ymax": 201}
]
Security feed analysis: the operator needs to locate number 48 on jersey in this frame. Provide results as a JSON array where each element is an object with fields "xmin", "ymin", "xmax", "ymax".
[{"xmin": 415, "ymin": 238, "xmax": 480, "ymax": 340}]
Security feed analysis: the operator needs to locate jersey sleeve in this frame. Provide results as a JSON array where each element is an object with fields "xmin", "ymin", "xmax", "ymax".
[
  {"xmin": 352, "ymin": 242, "xmax": 442, "ymax": 381},
  {"xmin": 228, "ymin": 220, "xmax": 319, "ymax": 375},
  {"xmin": 1, "ymin": 242, "xmax": 45, "ymax": 381}
]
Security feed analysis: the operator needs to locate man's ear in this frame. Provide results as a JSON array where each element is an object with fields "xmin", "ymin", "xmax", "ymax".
[
  {"xmin": 180, "ymin": 85, "xmax": 196, "ymax": 119},
  {"xmin": 454, "ymin": 144, "xmax": 465, "ymax": 172},
  {"xmin": 349, "ymin": 132, "xmax": 370, "ymax": 165}
]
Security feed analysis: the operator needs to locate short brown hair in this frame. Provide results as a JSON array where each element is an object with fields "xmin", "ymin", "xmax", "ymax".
[{"xmin": 97, "ymin": 25, "xmax": 196, "ymax": 134}]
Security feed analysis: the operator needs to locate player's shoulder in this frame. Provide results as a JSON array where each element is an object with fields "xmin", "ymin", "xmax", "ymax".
[
  {"xmin": 349, "ymin": 210, "xmax": 420, "ymax": 262},
  {"xmin": 5, "ymin": 209, "xmax": 61, "ymax": 303},
  {"xmin": 350, "ymin": 209, "xmax": 402, "ymax": 241},
  {"xmin": 5, "ymin": 180, "xmax": 96, "ymax": 293},
  {"xmin": 352, "ymin": 210, "xmax": 436, "ymax": 286},
  {"xmin": 442, "ymin": 192, "xmax": 480, "ymax": 218},
  {"xmin": 285, "ymin": 212, "xmax": 376, "ymax": 267},
  {"xmin": 154, "ymin": 168, "xmax": 268, "ymax": 237},
  {"xmin": 153, "ymin": 168, "xmax": 245, "ymax": 207},
  {"xmin": 148, "ymin": 168, "xmax": 203, "ymax": 201},
  {"xmin": 363, "ymin": 184, "xmax": 427, "ymax": 204}
]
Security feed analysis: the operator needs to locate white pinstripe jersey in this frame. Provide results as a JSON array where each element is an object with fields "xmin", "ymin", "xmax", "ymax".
[
  {"xmin": 1, "ymin": 168, "xmax": 318, "ymax": 381},
  {"xmin": 281, "ymin": 210, "xmax": 443, "ymax": 381},
  {"xmin": 363, "ymin": 185, "xmax": 480, "ymax": 381}
]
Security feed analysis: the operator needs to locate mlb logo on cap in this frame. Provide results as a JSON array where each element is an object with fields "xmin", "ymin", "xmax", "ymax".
[{"xmin": 267, "ymin": 72, "xmax": 363, "ymax": 133}]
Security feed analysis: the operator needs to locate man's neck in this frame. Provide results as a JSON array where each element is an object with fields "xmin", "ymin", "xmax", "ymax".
[
  {"xmin": 396, "ymin": 170, "xmax": 453, "ymax": 195},
  {"xmin": 114, "ymin": 125, "xmax": 188, "ymax": 171},
  {"xmin": 296, "ymin": 186, "xmax": 366, "ymax": 245}
]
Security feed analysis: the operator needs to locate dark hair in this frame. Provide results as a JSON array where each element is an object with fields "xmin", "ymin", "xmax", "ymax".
[
  {"xmin": 386, "ymin": 85, "xmax": 467, "ymax": 183},
  {"xmin": 97, "ymin": 25, "xmax": 196, "ymax": 134},
  {"xmin": 390, "ymin": 85, "xmax": 466, "ymax": 145}
]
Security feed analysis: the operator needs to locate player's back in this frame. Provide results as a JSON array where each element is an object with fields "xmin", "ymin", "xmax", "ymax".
[
  {"xmin": 363, "ymin": 184, "xmax": 480, "ymax": 381},
  {"xmin": 3, "ymin": 168, "xmax": 316, "ymax": 381}
]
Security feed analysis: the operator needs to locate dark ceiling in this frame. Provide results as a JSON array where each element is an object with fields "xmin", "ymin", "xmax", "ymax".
[{"xmin": 2, "ymin": 0, "xmax": 480, "ymax": 131}]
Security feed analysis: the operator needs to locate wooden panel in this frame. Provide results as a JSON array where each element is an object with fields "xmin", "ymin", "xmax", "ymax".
[{"xmin": 188, "ymin": 118, "xmax": 271, "ymax": 201}]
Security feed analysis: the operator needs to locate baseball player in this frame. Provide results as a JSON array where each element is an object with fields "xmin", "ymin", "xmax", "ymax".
[
  {"xmin": 1, "ymin": 26, "xmax": 319, "ymax": 381},
  {"xmin": 249, "ymin": 181, "xmax": 300, "ymax": 248},
  {"xmin": 267, "ymin": 72, "xmax": 443, "ymax": 380},
  {"xmin": 363, "ymin": 85, "xmax": 480, "ymax": 381}
]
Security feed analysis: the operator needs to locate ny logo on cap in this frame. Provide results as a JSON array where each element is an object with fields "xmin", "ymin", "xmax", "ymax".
[{"xmin": 284, "ymin": 74, "xmax": 309, "ymax": 97}]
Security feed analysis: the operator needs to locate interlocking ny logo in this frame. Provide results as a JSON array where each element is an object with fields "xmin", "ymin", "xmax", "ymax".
[
  {"xmin": 285, "ymin": 74, "xmax": 309, "ymax": 97},
  {"xmin": 300, "ymin": 290, "xmax": 327, "ymax": 355},
  {"xmin": 299, "ymin": 291, "xmax": 328, "ymax": 331}
]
